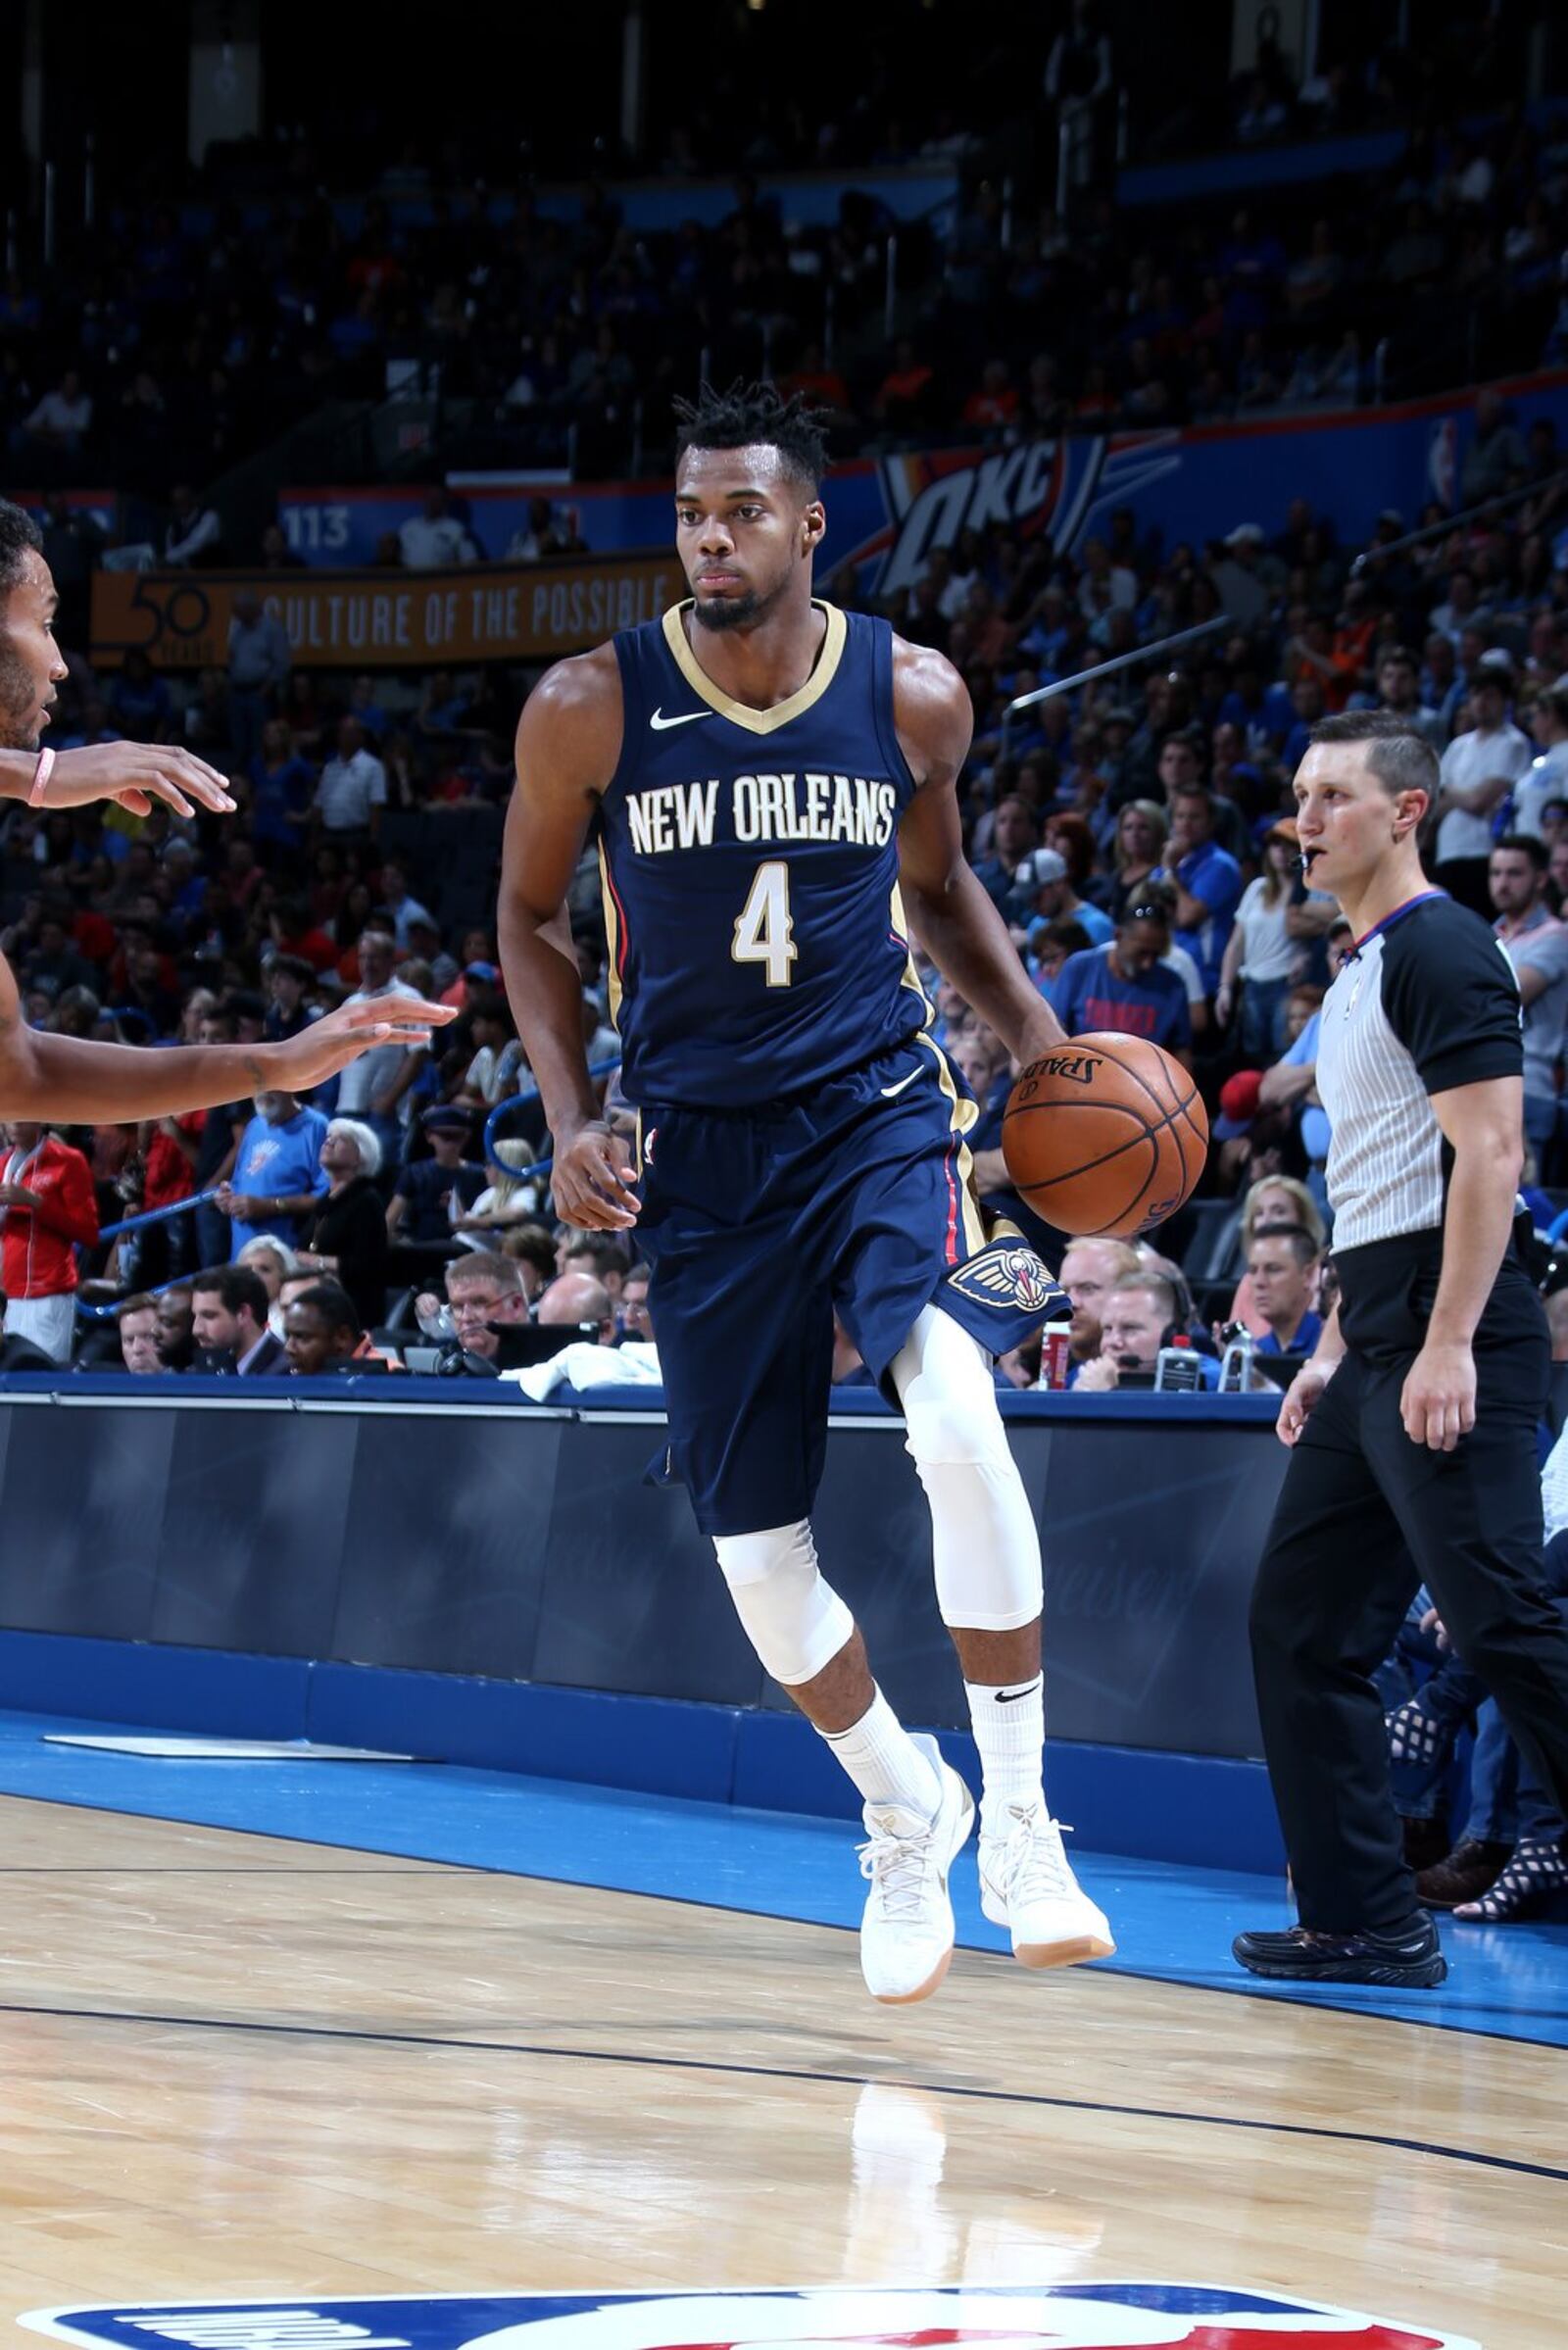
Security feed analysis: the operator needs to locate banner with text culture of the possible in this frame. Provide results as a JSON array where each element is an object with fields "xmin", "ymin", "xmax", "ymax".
[
  {"xmin": 89, "ymin": 552, "xmax": 683, "ymax": 670},
  {"xmin": 279, "ymin": 368, "xmax": 1568, "ymax": 597}
]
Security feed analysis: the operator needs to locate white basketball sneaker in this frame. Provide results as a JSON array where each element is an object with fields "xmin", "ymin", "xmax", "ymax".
[
  {"xmin": 978, "ymin": 1801, "xmax": 1115, "ymax": 1969},
  {"xmin": 858, "ymin": 1732, "xmax": 975, "ymax": 2004}
]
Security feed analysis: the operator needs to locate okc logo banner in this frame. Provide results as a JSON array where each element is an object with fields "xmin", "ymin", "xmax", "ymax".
[{"xmin": 20, "ymin": 2281, "xmax": 1479, "ymax": 2350}]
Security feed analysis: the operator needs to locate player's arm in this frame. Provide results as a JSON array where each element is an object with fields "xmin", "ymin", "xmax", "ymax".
[
  {"xmin": 1401, "ymin": 1074, "xmax": 1525, "ymax": 1451},
  {"xmin": 892, "ymin": 640, "xmax": 1066, "ymax": 1062},
  {"xmin": 0, "ymin": 742, "xmax": 237, "ymax": 821},
  {"xmin": 498, "ymin": 648, "xmax": 639, "ymax": 1233},
  {"xmin": 0, "ymin": 951, "xmax": 454, "ymax": 1123}
]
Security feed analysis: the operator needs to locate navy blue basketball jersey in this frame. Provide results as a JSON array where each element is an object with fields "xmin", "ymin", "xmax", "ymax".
[{"xmin": 598, "ymin": 599, "xmax": 931, "ymax": 1107}]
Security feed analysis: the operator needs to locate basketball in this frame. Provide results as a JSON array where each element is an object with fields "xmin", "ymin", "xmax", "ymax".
[{"xmin": 1001, "ymin": 1032, "xmax": 1209, "ymax": 1238}]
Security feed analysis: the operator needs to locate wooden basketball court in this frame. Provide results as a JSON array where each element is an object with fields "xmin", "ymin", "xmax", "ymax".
[{"xmin": 0, "ymin": 1793, "xmax": 1560, "ymax": 2349}]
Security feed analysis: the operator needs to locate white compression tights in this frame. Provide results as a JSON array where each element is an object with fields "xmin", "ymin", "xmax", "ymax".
[{"xmin": 890, "ymin": 1303, "xmax": 1044, "ymax": 1631}]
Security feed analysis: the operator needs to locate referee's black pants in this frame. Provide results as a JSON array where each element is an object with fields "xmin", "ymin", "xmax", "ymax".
[{"xmin": 1250, "ymin": 1306, "xmax": 1568, "ymax": 1933}]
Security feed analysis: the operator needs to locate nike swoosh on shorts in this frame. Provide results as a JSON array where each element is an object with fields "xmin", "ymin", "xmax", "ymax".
[
  {"xmin": 649, "ymin": 707, "xmax": 709, "ymax": 730},
  {"xmin": 880, "ymin": 1066, "xmax": 923, "ymax": 1099}
]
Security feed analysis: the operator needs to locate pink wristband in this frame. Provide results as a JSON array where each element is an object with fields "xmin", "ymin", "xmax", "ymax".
[{"xmin": 27, "ymin": 748, "xmax": 55, "ymax": 808}]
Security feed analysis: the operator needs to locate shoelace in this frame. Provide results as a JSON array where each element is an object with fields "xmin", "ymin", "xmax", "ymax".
[
  {"xmin": 992, "ymin": 1803, "xmax": 1076, "ymax": 1902},
  {"xmin": 858, "ymin": 1819, "xmax": 936, "ymax": 1922}
]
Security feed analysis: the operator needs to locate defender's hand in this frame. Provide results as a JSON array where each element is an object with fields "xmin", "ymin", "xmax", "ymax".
[
  {"xmin": 552, "ymin": 1119, "xmax": 640, "ymax": 1231},
  {"xmin": 44, "ymin": 742, "xmax": 238, "ymax": 820},
  {"xmin": 268, "ymin": 996, "xmax": 458, "ymax": 1093}
]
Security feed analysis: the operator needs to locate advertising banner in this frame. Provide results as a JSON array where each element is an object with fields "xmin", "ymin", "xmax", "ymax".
[
  {"xmin": 279, "ymin": 368, "xmax": 1568, "ymax": 590},
  {"xmin": 90, "ymin": 550, "xmax": 683, "ymax": 670}
]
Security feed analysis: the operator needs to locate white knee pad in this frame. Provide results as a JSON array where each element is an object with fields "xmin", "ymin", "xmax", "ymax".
[
  {"xmin": 893, "ymin": 1304, "xmax": 1043, "ymax": 1632},
  {"xmin": 712, "ymin": 1518, "xmax": 855, "ymax": 1687}
]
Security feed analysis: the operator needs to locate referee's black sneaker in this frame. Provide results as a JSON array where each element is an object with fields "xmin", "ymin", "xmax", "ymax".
[{"xmin": 1232, "ymin": 1913, "xmax": 1446, "ymax": 1986}]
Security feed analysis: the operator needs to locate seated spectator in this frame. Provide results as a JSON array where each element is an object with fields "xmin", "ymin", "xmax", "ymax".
[
  {"xmin": 618, "ymin": 1259, "xmax": 654, "ymax": 1340},
  {"xmin": 114, "ymin": 1292, "xmax": 165, "ymax": 1375},
  {"xmin": 456, "ymin": 1137, "xmax": 543, "ymax": 1247},
  {"xmin": 16, "ymin": 368, "xmax": 92, "ymax": 454},
  {"xmin": 0, "ymin": 1117, "xmax": 99, "ymax": 1364},
  {"xmin": 283, "ymin": 1278, "xmax": 368, "ymax": 1376},
  {"xmin": 502, "ymin": 1220, "xmax": 560, "ymax": 1304},
  {"xmin": 1245, "ymin": 1224, "xmax": 1324, "ymax": 1358},
  {"xmin": 249, "ymin": 718, "xmax": 316, "ymax": 863},
  {"xmin": 1051, "ymin": 900, "xmax": 1193, "ymax": 1065},
  {"xmin": 536, "ymin": 1269, "xmax": 617, "ymax": 1342},
  {"xmin": 1074, "ymin": 1268, "xmax": 1216, "ymax": 1391},
  {"xmin": 1058, "ymin": 1237, "xmax": 1141, "ymax": 1379},
  {"xmin": 429, "ymin": 1248, "xmax": 535, "ymax": 1372},
  {"xmin": 217, "ymin": 1086, "xmax": 329, "ymax": 1256},
  {"xmin": 164, "ymin": 481, "xmax": 222, "ymax": 567},
  {"xmin": 295, "ymin": 1118, "xmax": 390, "ymax": 1329},
  {"xmin": 387, "ymin": 1103, "xmax": 486, "ymax": 1245},
  {"xmin": 465, "ymin": 991, "xmax": 526, "ymax": 1104},
  {"xmin": 1022, "ymin": 848, "xmax": 1113, "ymax": 956},
  {"xmin": 1029, "ymin": 914, "xmax": 1093, "ymax": 991},
  {"xmin": 1105, "ymin": 798, "xmax": 1169, "ymax": 920},
  {"xmin": 155, "ymin": 1283, "xmax": 196, "ymax": 1371},
  {"xmin": 398, "ymin": 485, "xmax": 476, "ymax": 568},
  {"xmin": 190, "ymin": 1263, "xmax": 288, "ymax": 1374},
  {"xmin": 235, "ymin": 1235, "xmax": 296, "ymax": 1337},
  {"xmin": 1223, "ymin": 1174, "xmax": 1328, "ymax": 1335},
  {"xmin": 972, "ymin": 796, "xmax": 1039, "ymax": 914}
]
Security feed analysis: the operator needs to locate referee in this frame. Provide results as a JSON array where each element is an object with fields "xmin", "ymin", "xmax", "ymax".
[{"xmin": 1235, "ymin": 710, "xmax": 1568, "ymax": 1987}]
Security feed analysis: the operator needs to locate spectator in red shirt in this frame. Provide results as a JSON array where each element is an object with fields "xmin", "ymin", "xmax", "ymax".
[
  {"xmin": 962, "ymin": 360, "xmax": 1018, "ymax": 435},
  {"xmin": 0, "ymin": 1120, "xmax": 99, "ymax": 1362}
]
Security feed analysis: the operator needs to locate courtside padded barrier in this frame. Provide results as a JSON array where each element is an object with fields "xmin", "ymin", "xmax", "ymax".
[{"xmin": 0, "ymin": 1378, "xmax": 1289, "ymax": 1871}]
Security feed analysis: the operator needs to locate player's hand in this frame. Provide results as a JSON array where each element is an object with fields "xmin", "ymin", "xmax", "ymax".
[
  {"xmin": 267, "ymin": 996, "xmax": 458, "ymax": 1094},
  {"xmin": 1419, "ymin": 1603, "xmax": 1452, "ymax": 1651},
  {"xmin": 1276, "ymin": 1355, "xmax": 1338, "ymax": 1447},
  {"xmin": 44, "ymin": 742, "xmax": 238, "ymax": 821},
  {"xmin": 1400, "ymin": 1340, "xmax": 1476, "ymax": 1452},
  {"xmin": 551, "ymin": 1118, "xmax": 641, "ymax": 1231}
]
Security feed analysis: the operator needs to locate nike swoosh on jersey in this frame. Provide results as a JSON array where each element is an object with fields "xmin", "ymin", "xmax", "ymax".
[
  {"xmin": 649, "ymin": 707, "xmax": 710, "ymax": 730},
  {"xmin": 879, "ymin": 1066, "xmax": 923, "ymax": 1098}
]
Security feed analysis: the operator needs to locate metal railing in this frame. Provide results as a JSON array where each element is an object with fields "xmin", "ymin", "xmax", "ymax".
[
  {"xmin": 1000, "ymin": 616, "xmax": 1232, "ymax": 762},
  {"xmin": 73, "ymin": 1189, "xmax": 223, "ymax": 1320},
  {"xmin": 481, "ymin": 1055, "xmax": 622, "ymax": 1185},
  {"xmin": 1348, "ymin": 462, "xmax": 1568, "ymax": 579}
]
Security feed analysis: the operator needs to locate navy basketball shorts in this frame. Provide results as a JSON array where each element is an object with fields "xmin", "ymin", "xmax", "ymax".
[{"xmin": 632, "ymin": 1033, "xmax": 1062, "ymax": 1536}]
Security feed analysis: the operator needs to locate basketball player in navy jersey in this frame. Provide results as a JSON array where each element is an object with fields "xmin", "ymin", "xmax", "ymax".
[{"xmin": 500, "ymin": 385, "xmax": 1112, "ymax": 2002}]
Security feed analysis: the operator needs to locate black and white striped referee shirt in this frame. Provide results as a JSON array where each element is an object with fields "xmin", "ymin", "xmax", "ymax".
[{"xmin": 1317, "ymin": 890, "xmax": 1523, "ymax": 1273}]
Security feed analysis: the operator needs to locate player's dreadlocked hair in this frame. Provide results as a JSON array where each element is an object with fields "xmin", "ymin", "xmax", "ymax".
[{"xmin": 672, "ymin": 380, "xmax": 829, "ymax": 493}]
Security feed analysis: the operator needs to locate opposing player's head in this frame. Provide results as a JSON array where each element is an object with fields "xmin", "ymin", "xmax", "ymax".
[
  {"xmin": 0, "ymin": 497, "xmax": 67, "ymax": 751},
  {"xmin": 1294, "ymin": 710, "xmax": 1437, "ymax": 904},
  {"xmin": 671, "ymin": 380, "xmax": 828, "ymax": 632}
]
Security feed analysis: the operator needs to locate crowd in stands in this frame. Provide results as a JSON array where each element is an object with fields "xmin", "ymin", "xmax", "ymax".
[{"xmin": 3, "ymin": 31, "xmax": 1566, "ymax": 507}]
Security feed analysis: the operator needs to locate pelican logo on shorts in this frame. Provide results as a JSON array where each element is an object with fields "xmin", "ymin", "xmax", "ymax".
[
  {"xmin": 19, "ymin": 2283, "xmax": 1478, "ymax": 2350},
  {"xmin": 948, "ymin": 1243, "xmax": 1065, "ymax": 1319}
]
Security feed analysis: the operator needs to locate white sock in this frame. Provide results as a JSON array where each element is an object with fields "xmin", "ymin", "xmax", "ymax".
[
  {"xmin": 964, "ymin": 1674, "xmax": 1045, "ymax": 1835},
  {"xmin": 824, "ymin": 1687, "xmax": 943, "ymax": 1820}
]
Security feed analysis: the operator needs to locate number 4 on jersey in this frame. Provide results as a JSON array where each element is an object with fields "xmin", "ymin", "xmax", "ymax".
[{"xmin": 732, "ymin": 859, "xmax": 798, "ymax": 988}]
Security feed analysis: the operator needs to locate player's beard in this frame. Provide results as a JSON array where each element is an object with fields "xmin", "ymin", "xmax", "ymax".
[
  {"xmin": 0, "ymin": 635, "xmax": 42, "ymax": 750},
  {"xmin": 690, "ymin": 570, "xmax": 788, "ymax": 633}
]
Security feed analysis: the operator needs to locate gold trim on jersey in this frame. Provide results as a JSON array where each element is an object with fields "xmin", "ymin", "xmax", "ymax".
[
  {"xmin": 661, "ymin": 598, "xmax": 847, "ymax": 735},
  {"xmin": 915, "ymin": 1030, "xmax": 988, "ymax": 1258},
  {"xmin": 597, "ymin": 839, "xmax": 623, "ymax": 1029},
  {"xmin": 889, "ymin": 881, "xmax": 934, "ymax": 1019}
]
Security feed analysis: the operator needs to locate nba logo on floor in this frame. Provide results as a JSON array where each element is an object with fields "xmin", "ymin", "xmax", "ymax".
[{"xmin": 18, "ymin": 2282, "xmax": 1480, "ymax": 2350}]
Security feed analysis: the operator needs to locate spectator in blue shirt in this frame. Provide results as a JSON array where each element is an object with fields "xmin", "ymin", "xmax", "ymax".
[
  {"xmin": 216, "ymin": 1088, "xmax": 330, "ymax": 1256},
  {"xmin": 972, "ymin": 795, "xmax": 1039, "ymax": 913},
  {"xmin": 1248, "ymin": 1225, "xmax": 1324, "ymax": 1358},
  {"xmin": 1021, "ymin": 848, "xmax": 1114, "ymax": 948},
  {"xmin": 1051, "ymin": 902, "xmax": 1194, "ymax": 1064},
  {"xmin": 1155, "ymin": 784, "xmax": 1243, "ymax": 997}
]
